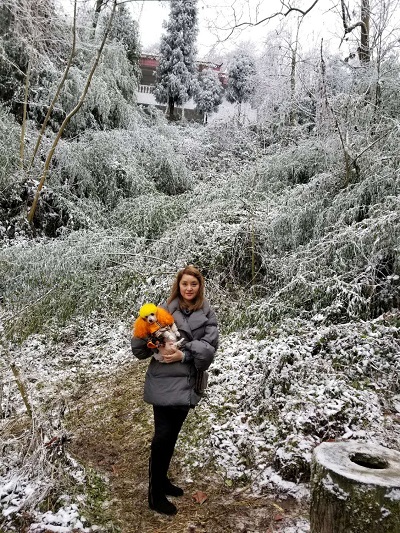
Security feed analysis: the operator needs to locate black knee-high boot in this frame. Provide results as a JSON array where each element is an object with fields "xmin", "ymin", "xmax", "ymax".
[
  {"xmin": 161, "ymin": 444, "xmax": 184, "ymax": 497},
  {"xmin": 148, "ymin": 453, "xmax": 177, "ymax": 515},
  {"xmin": 148, "ymin": 406, "xmax": 188, "ymax": 514}
]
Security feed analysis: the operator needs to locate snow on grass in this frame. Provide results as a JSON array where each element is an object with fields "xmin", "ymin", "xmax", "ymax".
[
  {"xmin": 1, "ymin": 313, "xmax": 133, "ymax": 532},
  {"xmin": 1, "ymin": 310, "xmax": 400, "ymax": 531},
  {"xmin": 179, "ymin": 312, "xmax": 400, "ymax": 500}
]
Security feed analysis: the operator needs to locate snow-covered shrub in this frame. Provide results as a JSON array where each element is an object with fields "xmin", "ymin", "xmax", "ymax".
[
  {"xmin": 255, "ymin": 138, "xmax": 341, "ymax": 192},
  {"xmin": 56, "ymin": 132, "xmax": 153, "ymax": 209},
  {"xmin": 0, "ymin": 221, "xmax": 196, "ymax": 342},
  {"xmin": 226, "ymin": 48, "xmax": 256, "ymax": 107},
  {"xmin": 127, "ymin": 120, "xmax": 192, "ymax": 196},
  {"xmin": 152, "ymin": 179, "xmax": 266, "ymax": 288},
  {"xmin": 201, "ymin": 120, "xmax": 260, "ymax": 162},
  {"xmin": 0, "ymin": 107, "xmax": 29, "ymax": 242},
  {"xmin": 379, "ymin": 58, "xmax": 400, "ymax": 119},
  {"xmin": 58, "ymin": 42, "xmax": 138, "ymax": 136},
  {"xmin": 180, "ymin": 315, "xmax": 400, "ymax": 490},
  {"xmin": 46, "ymin": 119, "xmax": 191, "ymax": 229},
  {"xmin": 155, "ymin": 217, "xmax": 243, "ymax": 275},
  {"xmin": 0, "ymin": 0, "xmax": 70, "ymax": 127},
  {"xmin": 0, "ymin": 105, "xmax": 19, "ymax": 192},
  {"xmin": 0, "ymin": 230, "xmax": 141, "ymax": 340},
  {"xmin": 193, "ymin": 68, "xmax": 224, "ymax": 121},
  {"xmin": 251, "ymin": 206, "xmax": 400, "ymax": 325},
  {"xmin": 103, "ymin": 3, "xmax": 141, "ymax": 70},
  {"xmin": 110, "ymin": 194, "xmax": 186, "ymax": 238}
]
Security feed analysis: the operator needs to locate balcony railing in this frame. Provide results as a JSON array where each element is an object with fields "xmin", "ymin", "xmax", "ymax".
[{"xmin": 138, "ymin": 84, "xmax": 155, "ymax": 94}]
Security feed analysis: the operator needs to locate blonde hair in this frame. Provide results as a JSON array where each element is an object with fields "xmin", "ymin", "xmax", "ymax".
[{"xmin": 167, "ymin": 265, "xmax": 205, "ymax": 310}]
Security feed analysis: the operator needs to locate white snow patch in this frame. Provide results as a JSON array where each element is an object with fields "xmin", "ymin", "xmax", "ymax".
[
  {"xmin": 321, "ymin": 474, "xmax": 349, "ymax": 501},
  {"xmin": 385, "ymin": 489, "xmax": 400, "ymax": 501},
  {"xmin": 2, "ymin": 312, "xmax": 399, "ymax": 530}
]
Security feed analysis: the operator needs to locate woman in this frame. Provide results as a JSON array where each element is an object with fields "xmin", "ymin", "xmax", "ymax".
[{"xmin": 131, "ymin": 265, "xmax": 219, "ymax": 515}]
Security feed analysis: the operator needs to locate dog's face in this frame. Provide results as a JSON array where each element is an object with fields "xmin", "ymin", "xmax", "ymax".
[
  {"xmin": 144, "ymin": 313, "xmax": 157, "ymax": 324},
  {"xmin": 164, "ymin": 339, "xmax": 176, "ymax": 350}
]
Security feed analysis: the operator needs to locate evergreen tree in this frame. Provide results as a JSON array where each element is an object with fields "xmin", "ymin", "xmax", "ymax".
[
  {"xmin": 154, "ymin": 0, "xmax": 198, "ymax": 119},
  {"xmin": 226, "ymin": 49, "xmax": 256, "ymax": 119},
  {"xmin": 106, "ymin": 4, "xmax": 141, "ymax": 67},
  {"xmin": 193, "ymin": 68, "xmax": 224, "ymax": 124}
]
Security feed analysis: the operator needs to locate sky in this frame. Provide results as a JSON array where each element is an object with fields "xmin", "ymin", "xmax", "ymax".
[
  {"xmin": 128, "ymin": 0, "xmax": 345, "ymax": 58},
  {"xmin": 60, "ymin": 0, "xmax": 346, "ymax": 60}
]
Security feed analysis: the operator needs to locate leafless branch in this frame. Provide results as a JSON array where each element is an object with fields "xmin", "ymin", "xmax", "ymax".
[
  {"xmin": 20, "ymin": 60, "xmax": 30, "ymax": 169},
  {"xmin": 29, "ymin": 0, "xmax": 78, "ymax": 169},
  {"xmin": 352, "ymin": 127, "xmax": 397, "ymax": 165},
  {"xmin": 28, "ymin": 0, "xmax": 118, "ymax": 223},
  {"xmin": 339, "ymin": 0, "xmax": 368, "ymax": 40},
  {"xmin": 320, "ymin": 39, "xmax": 353, "ymax": 184},
  {"xmin": 219, "ymin": 0, "xmax": 321, "ymax": 42}
]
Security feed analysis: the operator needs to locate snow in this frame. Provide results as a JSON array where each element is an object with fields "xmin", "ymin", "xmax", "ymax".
[
  {"xmin": 1, "ymin": 315, "xmax": 131, "ymax": 532},
  {"xmin": 314, "ymin": 441, "xmax": 400, "ymax": 487},
  {"xmin": 1, "ymin": 311, "xmax": 399, "ymax": 530},
  {"xmin": 28, "ymin": 503, "xmax": 88, "ymax": 532},
  {"xmin": 282, "ymin": 520, "xmax": 311, "ymax": 533},
  {"xmin": 385, "ymin": 489, "xmax": 400, "ymax": 501},
  {"xmin": 393, "ymin": 395, "xmax": 400, "ymax": 414},
  {"xmin": 177, "ymin": 315, "xmax": 400, "ymax": 503},
  {"xmin": 321, "ymin": 474, "xmax": 349, "ymax": 501}
]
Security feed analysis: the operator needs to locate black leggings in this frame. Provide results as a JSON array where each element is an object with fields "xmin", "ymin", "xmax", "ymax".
[{"xmin": 149, "ymin": 405, "xmax": 189, "ymax": 494}]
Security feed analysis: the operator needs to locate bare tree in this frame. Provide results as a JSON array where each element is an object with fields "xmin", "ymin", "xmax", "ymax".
[
  {"xmin": 340, "ymin": 0, "xmax": 370, "ymax": 63},
  {"xmin": 208, "ymin": 0, "xmax": 321, "ymax": 42},
  {"xmin": 1, "ymin": 0, "xmax": 72, "ymax": 172},
  {"xmin": 289, "ymin": 18, "xmax": 303, "ymax": 126},
  {"xmin": 93, "ymin": 0, "xmax": 106, "ymax": 31},
  {"xmin": 28, "ymin": 0, "xmax": 118, "ymax": 223},
  {"xmin": 369, "ymin": 0, "xmax": 400, "ymax": 116},
  {"xmin": 28, "ymin": 0, "xmax": 78, "ymax": 169}
]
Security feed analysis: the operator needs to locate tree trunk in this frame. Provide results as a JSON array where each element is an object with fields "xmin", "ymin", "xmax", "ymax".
[
  {"xmin": 20, "ymin": 60, "xmax": 30, "ymax": 169},
  {"xmin": 340, "ymin": 0, "xmax": 370, "ymax": 64},
  {"xmin": 359, "ymin": 0, "xmax": 370, "ymax": 63},
  {"xmin": 289, "ymin": 19, "xmax": 301, "ymax": 126},
  {"xmin": 289, "ymin": 47, "xmax": 297, "ymax": 126},
  {"xmin": 310, "ymin": 441, "xmax": 400, "ymax": 533},
  {"xmin": 93, "ymin": 0, "xmax": 104, "ymax": 33},
  {"xmin": 168, "ymin": 97, "xmax": 175, "ymax": 120}
]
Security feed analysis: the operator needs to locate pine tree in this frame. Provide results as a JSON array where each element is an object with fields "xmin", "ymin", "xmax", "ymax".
[
  {"xmin": 193, "ymin": 68, "xmax": 224, "ymax": 124},
  {"xmin": 226, "ymin": 49, "xmax": 256, "ymax": 120},
  {"xmin": 154, "ymin": 0, "xmax": 198, "ymax": 119}
]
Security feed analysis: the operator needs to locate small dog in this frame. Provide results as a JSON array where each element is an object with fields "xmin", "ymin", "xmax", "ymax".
[{"xmin": 133, "ymin": 303, "xmax": 182, "ymax": 361}]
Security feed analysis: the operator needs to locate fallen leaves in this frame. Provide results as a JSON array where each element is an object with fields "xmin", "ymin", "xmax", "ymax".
[
  {"xmin": 272, "ymin": 502, "xmax": 284, "ymax": 512},
  {"xmin": 192, "ymin": 490, "xmax": 208, "ymax": 505}
]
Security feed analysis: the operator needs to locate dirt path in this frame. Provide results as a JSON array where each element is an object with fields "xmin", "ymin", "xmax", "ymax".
[{"xmin": 67, "ymin": 361, "xmax": 308, "ymax": 533}]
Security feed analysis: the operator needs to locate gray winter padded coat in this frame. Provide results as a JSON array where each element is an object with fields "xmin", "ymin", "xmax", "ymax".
[{"xmin": 131, "ymin": 298, "xmax": 219, "ymax": 407}]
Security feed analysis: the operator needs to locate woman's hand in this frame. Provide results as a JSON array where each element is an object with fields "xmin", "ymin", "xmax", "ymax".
[{"xmin": 157, "ymin": 341, "xmax": 184, "ymax": 363}]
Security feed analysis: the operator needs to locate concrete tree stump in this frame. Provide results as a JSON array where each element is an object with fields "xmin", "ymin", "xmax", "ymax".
[{"xmin": 310, "ymin": 441, "xmax": 400, "ymax": 533}]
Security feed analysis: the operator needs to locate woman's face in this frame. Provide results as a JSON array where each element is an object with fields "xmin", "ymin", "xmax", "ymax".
[{"xmin": 179, "ymin": 274, "xmax": 200, "ymax": 303}]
